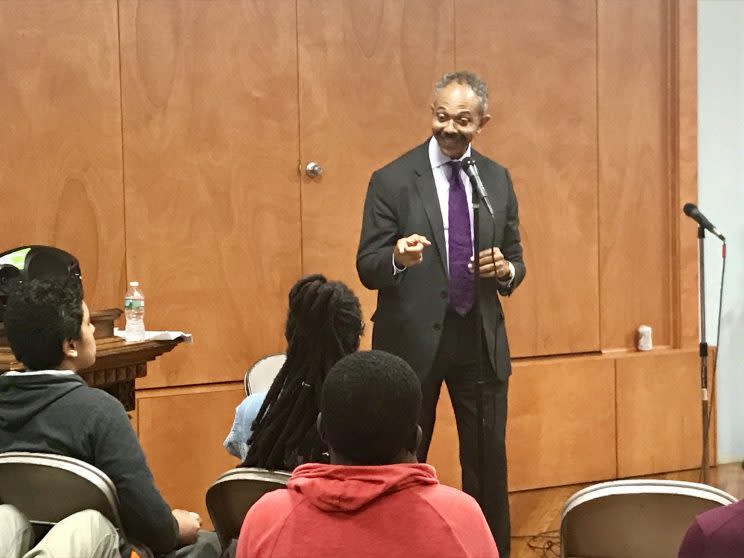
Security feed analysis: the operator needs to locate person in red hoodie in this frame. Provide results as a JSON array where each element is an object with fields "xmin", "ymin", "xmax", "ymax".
[{"xmin": 236, "ymin": 349, "xmax": 499, "ymax": 558}]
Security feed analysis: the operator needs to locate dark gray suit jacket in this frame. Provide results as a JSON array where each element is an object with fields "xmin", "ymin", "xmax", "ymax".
[{"xmin": 356, "ymin": 140, "xmax": 526, "ymax": 381}]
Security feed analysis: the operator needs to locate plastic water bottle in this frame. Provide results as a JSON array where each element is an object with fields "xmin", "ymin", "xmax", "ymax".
[{"xmin": 124, "ymin": 281, "xmax": 145, "ymax": 342}]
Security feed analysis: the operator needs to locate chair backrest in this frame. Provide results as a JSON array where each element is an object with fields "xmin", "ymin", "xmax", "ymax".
[
  {"xmin": 560, "ymin": 479, "xmax": 737, "ymax": 558},
  {"xmin": 206, "ymin": 467, "xmax": 291, "ymax": 550},
  {"xmin": 0, "ymin": 452, "xmax": 123, "ymax": 534},
  {"xmin": 244, "ymin": 354, "xmax": 286, "ymax": 395}
]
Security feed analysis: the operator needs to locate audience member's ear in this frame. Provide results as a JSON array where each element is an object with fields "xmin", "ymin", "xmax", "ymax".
[
  {"xmin": 62, "ymin": 338, "xmax": 78, "ymax": 359},
  {"xmin": 316, "ymin": 413, "xmax": 327, "ymax": 443}
]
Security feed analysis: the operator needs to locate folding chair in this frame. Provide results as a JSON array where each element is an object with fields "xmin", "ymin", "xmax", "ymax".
[
  {"xmin": 560, "ymin": 478, "xmax": 737, "ymax": 558},
  {"xmin": 0, "ymin": 452, "xmax": 123, "ymax": 539},
  {"xmin": 243, "ymin": 354, "xmax": 286, "ymax": 395},
  {"xmin": 206, "ymin": 467, "xmax": 291, "ymax": 551}
]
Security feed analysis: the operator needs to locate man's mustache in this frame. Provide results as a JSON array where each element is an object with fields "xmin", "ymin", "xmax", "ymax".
[{"xmin": 438, "ymin": 131, "xmax": 465, "ymax": 141}]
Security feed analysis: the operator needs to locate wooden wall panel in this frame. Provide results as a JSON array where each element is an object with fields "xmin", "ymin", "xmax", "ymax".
[
  {"xmin": 616, "ymin": 349, "xmax": 707, "ymax": 477},
  {"xmin": 297, "ymin": 0, "xmax": 454, "ymax": 342},
  {"xmin": 0, "ymin": 0, "xmax": 125, "ymax": 310},
  {"xmin": 118, "ymin": 0, "xmax": 301, "ymax": 387},
  {"xmin": 675, "ymin": 0, "xmax": 699, "ymax": 349},
  {"xmin": 507, "ymin": 358, "xmax": 616, "ymax": 491},
  {"xmin": 431, "ymin": 349, "xmax": 710, "ymax": 492},
  {"xmin": 0, "ymin": 0, "xmax": 701, "ymax": 504},
  {"xmin": 456, "ymin": 0, "xmax": 600, "ymax": 357},
  {"xmin": 137, "ymin": 384, "xmax": 246, "ymax": 529},
  {"xmin": 598, "ymin": 0, "xmax": 673, "ymax": 350}
]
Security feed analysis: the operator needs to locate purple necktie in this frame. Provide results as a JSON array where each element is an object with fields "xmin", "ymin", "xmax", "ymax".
[{"xmin": 446, "ymin": 160, "xmax": 474, "ymax": 316}]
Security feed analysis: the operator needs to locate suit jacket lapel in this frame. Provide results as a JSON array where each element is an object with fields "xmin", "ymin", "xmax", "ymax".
[{"xmin": 413, "ymin": 145, "xmax": 448, "ymax": 276}]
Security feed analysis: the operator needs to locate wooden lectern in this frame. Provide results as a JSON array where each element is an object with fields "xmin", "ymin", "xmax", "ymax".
[{"xmin": 0, "ymin": 309, "xmax": 183, "ymax": 411}]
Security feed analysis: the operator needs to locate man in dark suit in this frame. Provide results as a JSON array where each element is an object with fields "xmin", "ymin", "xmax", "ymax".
[{"xmin": 356, "ymin": 71, "xmax": 525, "ymax": 558}]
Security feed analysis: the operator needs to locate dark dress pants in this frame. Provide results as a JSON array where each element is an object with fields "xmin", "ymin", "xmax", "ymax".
[{"xmin": 416, "ymin": 309, "xmax": 510, "ymax": 558}]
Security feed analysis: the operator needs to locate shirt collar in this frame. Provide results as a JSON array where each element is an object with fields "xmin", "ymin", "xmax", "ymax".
[{"xmin": 428, "ymin": 136, "xmax": 472, "ymax": 170}]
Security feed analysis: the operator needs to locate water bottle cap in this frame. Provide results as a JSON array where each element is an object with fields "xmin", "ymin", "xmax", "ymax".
[{"xmin": 129, "ymin": 281, "xmax": 140, "ymax": 287}]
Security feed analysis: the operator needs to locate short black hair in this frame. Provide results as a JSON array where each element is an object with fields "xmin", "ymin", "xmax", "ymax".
[
  {"xmin": 321, "ymin": 350, "xmax": 422, "ymax": 465},
  {"xmin": 4, "ymin": 277, "xmax": 84, "ymax": 370}
]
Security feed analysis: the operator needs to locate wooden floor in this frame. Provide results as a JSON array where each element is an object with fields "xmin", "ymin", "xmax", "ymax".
[{"xmin": 509, "ymin": 462, "xmax": 744, "ymax": 558}]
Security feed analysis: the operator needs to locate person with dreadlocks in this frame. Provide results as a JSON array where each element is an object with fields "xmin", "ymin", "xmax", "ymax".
[{"xmin": 223, "ymin": 274, "xmax": 363, "ymax": 470}]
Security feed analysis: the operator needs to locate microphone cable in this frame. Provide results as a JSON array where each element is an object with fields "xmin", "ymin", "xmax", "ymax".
[{"xmin": 700, "ymin": 240, "xmax": 727, "ymax": 482}]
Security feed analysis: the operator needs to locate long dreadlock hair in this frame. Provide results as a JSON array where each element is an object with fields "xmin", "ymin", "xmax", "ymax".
[{"xmin": 242, "ymin": 274, "xmax": 363, "ymax": 470}]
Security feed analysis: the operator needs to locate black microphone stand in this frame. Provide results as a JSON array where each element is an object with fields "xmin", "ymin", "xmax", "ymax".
[
  {"xmin": 466, "ymin": 168, "xmax": 495, "ymax": 508},
  {"xmin": 697, "ymin": 225, "xmax": 710, "ymax": 483},
  {"xmin": 471, "ymin": 178, "xmax": 485, "ymax": 506}
]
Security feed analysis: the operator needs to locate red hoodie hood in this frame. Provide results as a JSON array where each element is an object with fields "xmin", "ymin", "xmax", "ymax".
[{"xmin": 288, "ymin": 462, "xmax": 439, "ymax": 512}]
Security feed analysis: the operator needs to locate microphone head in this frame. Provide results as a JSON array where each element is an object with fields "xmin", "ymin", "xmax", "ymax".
[
  {"xmin": 461, "ymin": 156, "xmax": 477, "ymax": 176},
  {"xmin": 683, "ymin": 203, "xmax": 697, "ymax": 217}
]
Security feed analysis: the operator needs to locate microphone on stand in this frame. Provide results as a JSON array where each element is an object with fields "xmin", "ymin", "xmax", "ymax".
[
  {"xmin": 683, "ymin": 202, "xmax": 727, "ymax": 483},
  {"xmin": 462, "ymin": 157, "xmax": 494, "ymax": 217},
  {"xmin": 683, "ymin": 203, "xmax": 725, "ymax": 241}
]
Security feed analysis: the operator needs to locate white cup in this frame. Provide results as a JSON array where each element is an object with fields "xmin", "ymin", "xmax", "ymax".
[{"xmin": 637, "ymin": 325, "xmax": 653, "ymax": 351}]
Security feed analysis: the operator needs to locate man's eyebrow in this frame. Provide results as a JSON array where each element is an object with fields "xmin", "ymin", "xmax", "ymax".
[{"xmin": 435, "ymin": 108, "xmax": 473, "ymax": 116}]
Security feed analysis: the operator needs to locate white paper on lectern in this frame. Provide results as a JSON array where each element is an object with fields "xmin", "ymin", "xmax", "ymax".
[{"xmin": 113, "ymin": 328, "xmax": 193, "ymax": 344}]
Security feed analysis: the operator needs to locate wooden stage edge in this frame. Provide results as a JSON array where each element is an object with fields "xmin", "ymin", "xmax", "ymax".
[{"xmin": 509, "ymin": 462, "xmax": 744, "ymax": 558}]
